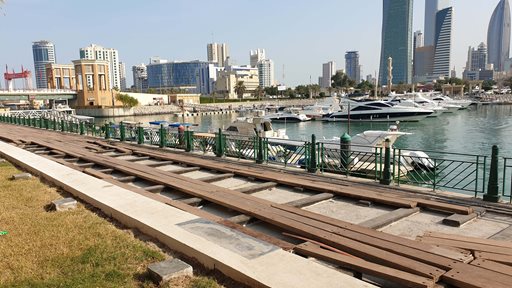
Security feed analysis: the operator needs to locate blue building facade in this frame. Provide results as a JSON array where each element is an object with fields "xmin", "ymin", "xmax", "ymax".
[
  {"xmin": 147, "ymin": 61, "xmax": 209, "ymax": 92},
  {"xmin": 379, "ymin": 0, "xmax": 413, "ymax": 85},
  {"xmin": 433, "ymin": 7, "xmax": 453, "ymax": 77},
  {"xmin": 488, "ymin": 0, "xmax": 511, "ymax": 72}
]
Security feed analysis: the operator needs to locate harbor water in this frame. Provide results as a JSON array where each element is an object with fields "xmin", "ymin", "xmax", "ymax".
[{"xmin": 96, "ymin": 104, "xmax": 512, "ymax": 158}]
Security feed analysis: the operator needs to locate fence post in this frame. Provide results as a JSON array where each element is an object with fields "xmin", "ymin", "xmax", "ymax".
[
  {"xmin": 380, "ymin": 139, "xmax": 392, "ymax": 185},
  {"xmin": 119, "ymin": 122, "xmax": 125, "ymax": 141},
  {"xmin": 215, "ymin": 128, "xmax": 224, "ymax": 157},
  {"xmin": 137, "ymin": 126, "xmax": 144, "ymax": 144},
  {"xmin": 38, "ymin": 118, "xmax": 43, "ymax": 129},
  {"xmin": 60, "ymin": 120, "xmax": 65, "ymax": 132},
  {"xmin": 340, "ymin": 133, "xmax": 351, "ymax": 172},
  {"xmin": 159, "ymin": 124, "xmax": 166, "ymax": 148},
  {"xmin": 256, "ymin": 135, "xmax": 264, "ymax": 164},
  {"xmin": 79, "ymin": 122, "xmax": 85, "ymax": 135},
  {"xmin": 308, "ymin": 134, "xmax": 317, "ymax": 173},
  {"xmin": 44, "ymin": 118, "xmax": 49, "ymax": 130},
  {"xmin": 185, "ymin": 130, "xmax": 193, "ymax": 152},
  {"xmin": 484, "ymin": 145, "xmax": 501, "ymax": 202},
  {"xmin": 104, "ymin": 123, "xmax": 111, "ymax": 139}
]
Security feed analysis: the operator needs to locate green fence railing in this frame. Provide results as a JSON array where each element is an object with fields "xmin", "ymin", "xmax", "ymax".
[{"xmin": 1, "ymin": 114, "xmax": 509, "ymax": 202}]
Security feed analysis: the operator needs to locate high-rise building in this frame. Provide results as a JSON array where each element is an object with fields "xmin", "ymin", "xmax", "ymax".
[
  {"xmin": 207, "ymin": 43, "xmax": 229, "ymax": 67},
  {"xmin": 146, "ymin": 61, "xmax": 209, "ymax": 92},
  {"xmin": 257, "ymin": 59, "xmax": 274, "ymax": 88},
  {"xmin": 320, "ymin": 61, "xmax": 336, "ymax": 89},
  {"xmin": 433, "ymin": 7, "xmax": 453, "ymax": 77},
  {"xmin": 414, "ymin": 46, "xmax": 435, "ymax": 80},
  {"xmin": 119, "ymin": 62, "xmax": 127, "ymax": 91},
  {"xmin": 32, "ymin": 40, "xmax": 56, "ymax": 88},
  {"xmin": 466, "ymin": 43, "xmax": 488, "ymax": 72},
  {"xmin": 424, "ymin": 0, "xmax": 451, "ymax": 46},
  {"xmin": 345, "ymin": 51, "xmax": 361, "ymax": 83},
  {"xmin": 79, "ymin": 44, "xmax": 121, "ymax": 89},
  {"xmin": 488, "ymin": 0, "xmax": 511, "ymax": 71},
  {"xmin": 250, "ymin": 49, "xmax": 266, "ymax": 67},
  {"xmin": 132, "ymin": 64, "xmax": 148, "ymax": 92},
  {"xmin": 379, "ymin": 0, "xmax": 413, "ymax": 85},
  {"xmin": 414, "ymin": 30, "xmax": 424, "ymax": 49}
]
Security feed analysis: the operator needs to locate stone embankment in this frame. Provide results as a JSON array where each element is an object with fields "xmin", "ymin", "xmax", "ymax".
[{"xmin": 76, "ymin": 99, "xmax": 321, "ymax": 117}]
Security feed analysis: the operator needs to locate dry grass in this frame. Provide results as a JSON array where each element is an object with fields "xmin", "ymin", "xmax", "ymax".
[{"xmin": 0, "ymin": 161, "xmax": 221, "ymax": 288}]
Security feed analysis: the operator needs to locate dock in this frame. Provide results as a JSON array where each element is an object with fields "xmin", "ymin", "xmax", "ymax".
[{"xmin": 2, "ymin": 123, "xmax": 512, "ymax": 287}]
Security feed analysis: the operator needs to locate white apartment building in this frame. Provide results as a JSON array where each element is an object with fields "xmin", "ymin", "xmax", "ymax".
[
  {"xmin": 257, "ymin": 59, "xmax": 274, "ymax": 88},
  {"xmin": 250, "ymin": 49, "xmax": 266, "ymax": 67},
  {"xmin": 80, "ymin": 44, "xmax": 121, "ymax": 89},
  {"xmin": 207, "ymin": 43, "xmax": 229, "ymax": 67},
  {"xmin": 320, "ymin": 61, "xmax": 336, "ymax": 88}
]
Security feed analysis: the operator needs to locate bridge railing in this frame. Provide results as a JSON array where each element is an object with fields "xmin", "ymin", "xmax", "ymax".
[{"xmin": 1, "ymin": 115, "xmax": 508, "ymax": 202}]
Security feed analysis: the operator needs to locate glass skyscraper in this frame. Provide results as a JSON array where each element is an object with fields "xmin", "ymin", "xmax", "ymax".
[
  {"xmin": 433, "ymin": 7, "xmax": 453, "ymax": 77},
  {"xmin": 32, "ymin": 40, "xmax": 56, "ymax": 89},
  {"xmin": 379, "ymin": 0, "xmax": 413, "ymax": 85},
  {"xmin": 345, "ymin": 51, "xmax": 361, "ymax": 83},
  {"xmin": 147, "ymin": 61, "xmax": 210, "ymax": 92},
  {"xmin": 488, "ymin": 0, "xmax": 511, "ymax": 71}
]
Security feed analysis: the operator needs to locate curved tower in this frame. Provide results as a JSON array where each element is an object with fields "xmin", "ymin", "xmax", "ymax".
[{"xmin": 487, "ymin": 0, "xmax": 511, "ymax": 71}]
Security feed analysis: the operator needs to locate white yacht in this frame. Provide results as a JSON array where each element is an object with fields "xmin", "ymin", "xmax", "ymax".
[
  {"xmin": 302, "ymin": 97, "xmax": 340, "ymax": 119},
  {"xmin": 390, "ymin": 94, "xmax": 448, "ymax": 117},
  {"xmin": 265, "ymin": 107, "xmax": 311, "ymax": 122},
  {"xmin": 428, "ymin": 93, "xmax": 473, "ymax": 110},
  {"xmin": 224, "ymin": 117, "xmax": 288, "ymax": 139},
  {"xmin": 322, "ymin": 99, "xmax": 434, "ymax": 122}
]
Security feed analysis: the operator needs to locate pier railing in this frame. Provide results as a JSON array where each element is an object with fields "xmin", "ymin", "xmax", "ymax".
[
  {"xmin": 1, "ymin": 114, "xmax": 508, "ymax": 202},
  {"xmin": 503, "ymin": 158, "xmax": 512, "ymax": 202}
]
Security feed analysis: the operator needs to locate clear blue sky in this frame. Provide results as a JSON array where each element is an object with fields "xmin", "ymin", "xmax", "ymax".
[{"xmin": 0, "ymin": 0, "xmax": 502, "ymax": 87}]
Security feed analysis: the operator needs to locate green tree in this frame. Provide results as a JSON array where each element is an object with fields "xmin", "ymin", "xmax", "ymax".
[
  {"xmin": 356, "ymin": 80, "xmax": 375, "ymax": 92},
  {"xmin": 264, "ymin": 86, "xmax": 278, "ymax": 96},
  {"xmin": 482, "ymin": 80, "xmax": 496, "ymax": 91},
  {"xmin": 295, "ymin": 85, "xmax": 310, "ymax": 98},
  {"xmin": 331, "ymin": 71, "xmax": 355, "ymax": 91},
  {"xmin": 308, "ymin": 84, "xmax": 320, "ymax": 97},
  {"xmin": 253, "ymin": 86, "xmax": 265, "ymax": 101},
  {"xmin": 115, "ymin": 93, "xmax": 139, "ymax": 108},
  {"xmin": 147, "ymin": 88, "xmax": 157, "ymax": 94},
  {"xmin": 234, "ymin": 81, "xmax": 246, "ymax": 101}
]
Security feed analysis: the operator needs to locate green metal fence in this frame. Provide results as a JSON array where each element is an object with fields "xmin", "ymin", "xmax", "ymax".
[
  {"xmin": 503, "ymin": 157, "xmax": 512, "ymax": 202},
  {"xmin": 395, "ymin": 148, "xmax": 487, "ymax": 196},
  {"xmin": 0, "ymin": 114, "xmax": 508, "ymax": 201}
]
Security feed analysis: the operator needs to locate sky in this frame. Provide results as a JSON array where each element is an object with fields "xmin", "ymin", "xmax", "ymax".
[{"xmin": 0, "ymin": 0, "xmax": 503, "ymax": 87}]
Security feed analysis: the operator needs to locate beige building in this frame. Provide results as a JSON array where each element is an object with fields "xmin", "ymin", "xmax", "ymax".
[
  {"xmin": 215, "ymin": 66, "xmax": 259, "ymax": 99},
  {"xmin": 168, "ymin": 94, "xmax": 201, "ymax": 105},
  {"xmin": 46, "ymin": 64, "xmax": 76, "ymax": 90},
  {"xmin": 73, "ymin": 59, "xmax": 120, "ymax": 107}
]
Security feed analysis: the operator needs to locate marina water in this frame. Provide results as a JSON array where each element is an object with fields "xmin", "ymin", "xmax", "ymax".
[{"xmin": 97, "ymin": 104, "xmax": 512, "ymax": 158}]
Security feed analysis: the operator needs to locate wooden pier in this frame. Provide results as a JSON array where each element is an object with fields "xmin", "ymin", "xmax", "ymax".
[{"xmin": 2, "ymin": 123, "xmax": 512, "ymax": 288}]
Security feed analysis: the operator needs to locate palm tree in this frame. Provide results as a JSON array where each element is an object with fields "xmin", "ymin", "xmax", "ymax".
[
  {"xmin": 234, "ymin": 81, "xmax": 246, "ymax": 102},
  {"xmin": 254, "ymin": 85, "xmax": 264, "ymax": 101}
]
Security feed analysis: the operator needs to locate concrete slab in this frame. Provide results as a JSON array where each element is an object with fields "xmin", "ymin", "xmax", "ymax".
[
  {"xmin": 358, "ymin": 208, "xmax": 420, "ymax": 229},
  {"xmin": 490, "ymin": 225, "xmax": 512, "ymax": 241},
  {"xmin": 0, "ymin": 140, "xmax": 375, "ymax": 288},
  {"xmin": 305, "ymin": 198, "xmax": 393, "ymax": 224},
  {"xmin": 200, "ymin": 203, "xmax": 240, "ymax": 218},
  {"xmin": 11, "ymin": 173, "xmax": 32, "ymax": 180},
  {"xmin": 180, "ymin": 170, "xmax": 215, "ymax": 179},
  {"xmin": 252, "ymin": 187, "xmax": 314, "ymax": 204},
  {"xmin": 381, "ymin": 211, "xmax": 510, "ymax": 240},
  {"xmin": 209, "ymin": 176, "xmax": 251, "ymax": 189},
  {"xmin": 148, "ymin": 258, "xmax": 193, "ymax": 284},
  {"xmin": 51, "ymin": 197, "xmax": 78, "ymax": 211},
  {"xmin": 179, "ymin": 219, "xmax": 279, "ymax": 259}
]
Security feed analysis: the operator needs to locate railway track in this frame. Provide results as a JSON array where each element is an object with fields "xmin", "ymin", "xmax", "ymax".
[{"xmin": 2, "ymin": 124, "xmax": 512, "ymax": 288}]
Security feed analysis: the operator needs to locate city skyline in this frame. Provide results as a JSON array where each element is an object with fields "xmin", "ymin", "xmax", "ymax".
[{"xmin": 0, "ymin": 0, "xmax": 507, "ymax": 87}]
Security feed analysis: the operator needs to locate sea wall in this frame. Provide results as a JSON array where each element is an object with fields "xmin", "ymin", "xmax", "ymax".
[{"xmin": 75, "ymin": 105, "xmax": 181, "ymax": 118}]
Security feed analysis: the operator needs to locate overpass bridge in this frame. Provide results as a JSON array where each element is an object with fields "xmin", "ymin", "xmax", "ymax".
[{"xmin": 0, "ymin": 89, "xmax": 77, "ymax": 101}]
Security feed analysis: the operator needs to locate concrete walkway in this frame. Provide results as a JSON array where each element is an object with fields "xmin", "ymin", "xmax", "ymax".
[{"xmin": 0, "ymin": 140, "xmax": 374, "ymax": 288}]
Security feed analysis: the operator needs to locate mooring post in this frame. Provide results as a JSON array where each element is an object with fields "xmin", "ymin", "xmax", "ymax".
[
  {"xmin": 484, "ymin": 145, "xmax": 501, "ymax": 202},
  {"xmin": 340, "ymin": 133, "xmax": 352, "ymax": 172},
  {"xmin": 308, "ymin": 134, "xmax": 318, "ymax": 173},
  {"xmin": 159, "ymin": 124, "xmax": 166, "ymax": 148},
  {"xmin": 380, "ymin": 139, "xmax": 392, "ymax": 185}
]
